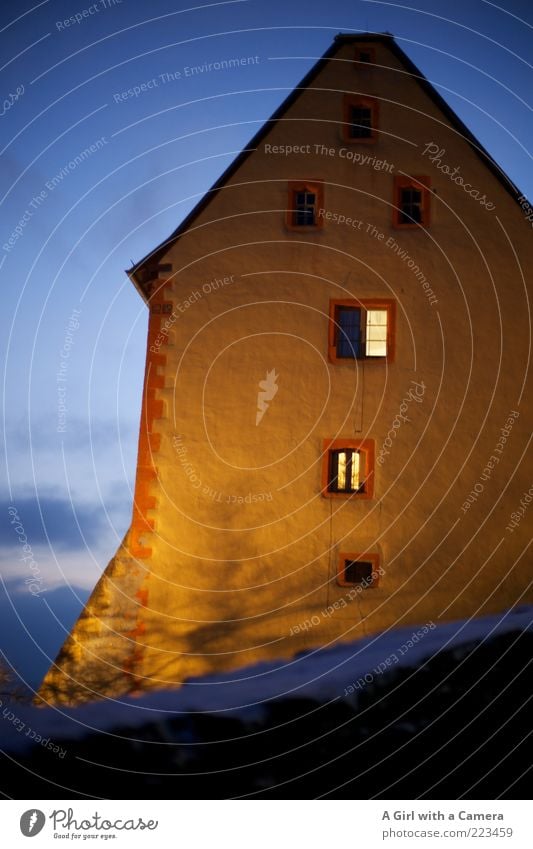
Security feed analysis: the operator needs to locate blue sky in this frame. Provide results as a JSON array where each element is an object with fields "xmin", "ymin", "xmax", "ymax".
[{"xmin": 1, "ymin": 0, "xmax": 532, "ymax": 689}]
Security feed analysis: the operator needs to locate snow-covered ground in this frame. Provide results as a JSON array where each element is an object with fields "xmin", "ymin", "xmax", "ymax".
[{"xmin": 1, "ymin": 605, "xmax": 531, "ymax": 753}]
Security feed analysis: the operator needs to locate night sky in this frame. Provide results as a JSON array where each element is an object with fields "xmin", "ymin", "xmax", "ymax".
[{"xmin": 1, "ymin": 0, "xmax": 532, "ymax": 690}]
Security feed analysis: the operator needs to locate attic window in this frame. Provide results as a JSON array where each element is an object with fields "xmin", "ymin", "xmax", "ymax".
[
  {"xmin": 322, "ymin": 438, "xmax": 375, "ymax": 499},
  {"xmin": 343, "ymin": 96, "xmax": 379, "ymax": 142},
  {"xmin": 151, "ymin": 302, "xmax": 173, "ymax": 315},
  {"xmin": 337, "ymin": 553, "xmax": 380, "ymax": 587},
  {"xmin": 286, "ymin": 181, "xmax": 324, "ymax": 230},
  {"xmin": 393, "ymin": 176, "xmax": 431, "ymax": 227},
  {"xmin": 354, "ymin": 45, "xmax": 376, "ymax": 64},
  {"xmin": 328, "ymin": 299, "xmax": 396, "ymax": 363}
]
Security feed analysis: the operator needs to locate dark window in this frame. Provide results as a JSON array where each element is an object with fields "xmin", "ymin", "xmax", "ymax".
[
  {"xmin": 399, "ymin": 186, "xmax": 423, "ymax": 224},
  {"xmin": 336, "ymin": 306, "xmax": 362, "ymax": 357},
  {"xmin": 293, "ymin": 190, "xmax": 317, "ymax": 226},
  {"xmin": 355, "ymin": 47, "xmax": 376, "ymax": 64},
  {"xmin": 349, "ymin": 106, "xmax": 372, "ymax": 139},
  {"xmin": 328, "ymin": 448, "xmax": 365, "ymax": 494},
  {"xmin": 343, "ymin": 559, "xmax": 374, "ymax": 585}
]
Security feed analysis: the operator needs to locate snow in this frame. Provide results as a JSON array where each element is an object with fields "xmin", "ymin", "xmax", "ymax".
[{"xmin": 1, "ymin": 605, "xmax": 531, "ymax": 753}]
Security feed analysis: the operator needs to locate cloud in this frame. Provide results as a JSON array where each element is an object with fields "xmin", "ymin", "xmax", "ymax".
[{"xmin": 1, "ymin": 495, "xmax": 122, "ymax": 550}]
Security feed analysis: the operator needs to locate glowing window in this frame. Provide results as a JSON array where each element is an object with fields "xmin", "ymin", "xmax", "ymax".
[
  {"xmin": 322, "ymin": 439, "xmax": 375, "ymax": 499},
  {"xmin": 329, "ymin": 299, "xmax": 395, "ymax": 363}
]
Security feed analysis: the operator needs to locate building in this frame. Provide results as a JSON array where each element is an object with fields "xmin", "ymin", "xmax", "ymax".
[{"xmin": 39, "ymin": 33, "xmax": 533, "ymax": 705}]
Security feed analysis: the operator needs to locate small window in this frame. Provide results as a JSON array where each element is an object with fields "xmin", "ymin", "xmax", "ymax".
[
  {"xmin": 350, "ymin": 105, "xmax": 372, "ymax": 138},
  {"xmin": 286, "ymin": 181, "xmax": 324, "ymax": 230},
  {"xmin": 328, "ymin": 299, "xmax": 395, "ymax": 363},
  {"xmin": 151, "ymin": 301, "xmax": 173, "ymax": 314},
  {"xmin": 343, "ymin": 96, "xmax": 379, "ymax": 143},
  {"xmin": 354, "ymin": 45, "xmax": 376, "ymax": 64},
  {"xmin": 322, "ymin": 439, "xmax": 375, "ymax": 499},
  {"xmin": 393, "ymin": 176, "xmax": 431, "ymax": 228},
  {"xmin": 337, "ymin": 553, "xmax": 380, "ymax": 587}
]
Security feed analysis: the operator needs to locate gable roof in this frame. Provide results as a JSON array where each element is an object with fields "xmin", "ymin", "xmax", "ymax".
[{"xmin": 128, "ymin": 32, "xmax": 522, "ymax": 298}]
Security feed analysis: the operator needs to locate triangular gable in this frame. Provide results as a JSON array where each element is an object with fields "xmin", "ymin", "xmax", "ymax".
[{"xmin": 128, "ymin": 32, "xmax": 522, "ymax": 297}]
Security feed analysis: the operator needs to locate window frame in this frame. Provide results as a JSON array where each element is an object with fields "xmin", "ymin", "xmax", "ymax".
[
  {"xmin": 393, "ymin": 175, "xmax": 431, "ymax": 228},
  {"xmin": 337, "ymin": 552, "xmax": 381, "ymax": 587},
  {"xmin": 328, "ymin": 298, "xmax": 396, "ymax": 364},
  {"xmin": 286, "ymin": 180, "xmax": 324, "ymax": 231},
  {"xmin": 342, "ymin": 95, "xmax": 379, "ymax": 144},
  {"xmin": 322, "ymin": 438, "xmax": 375, "ymax": 499}
]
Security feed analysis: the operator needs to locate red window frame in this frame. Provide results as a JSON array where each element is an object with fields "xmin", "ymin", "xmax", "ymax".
[
  {"xmin": 328, "ymin": 298, "xmax": 396, "ymax": 364},
  {"xmin": 286, "ymin": 180, "xmax": 324, "ymax": 230},
  {"xmin": 393, "ymin": 176, "xmax": 431, "ymax": 228}
]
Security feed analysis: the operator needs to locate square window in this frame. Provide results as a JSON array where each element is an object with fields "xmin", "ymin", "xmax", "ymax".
[
  {"xmin": 329, "ymin": 299, "xmax": 395, "ymax": 363},
  {"xmin": 354, "ymin": 45, "xmax": 376, "ymax": 64},
  {"xmin": 286, "ymin": 181, "xmax": 324, "ymax": 229},
  {"xmin": 393, "ymin": 176, "xmax": 431, "ymax": 228},
  {"xmin": 322, "ymin": 439, "xmax": 375, "ymax": 499},
  {"xmin": 337, "ymin": 552, "xmax": 380, "ymax": 586},
  {"xmin": 342, "ymin": 96, "xmax": 378, "ymax": 143}
]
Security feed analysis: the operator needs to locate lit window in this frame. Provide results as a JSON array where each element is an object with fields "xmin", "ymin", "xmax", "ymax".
[
  {"xmin": 393, "ymin": 176, "xmax": 431, "ymax": 228},
  {"xmin": 330, "ymin": 448, "xmax": 361, "ymax": 493},
  {"xmin": 329, "ymin": 299, "xmax": 395, "ymax": 363},
  {"xmin": 286, "ymin": 181, "xmax": 324, "ymax": 229},
  {"xmin": 337, "ymin": 553, "xmax": 380, "ymax": 587},
  {"xmin": 322, "ymin": 439, "xmax": 375, "ymax": 499},
  {"xmin": 343, "ymin": 96, "xmax": 378, "ymax": 142}
]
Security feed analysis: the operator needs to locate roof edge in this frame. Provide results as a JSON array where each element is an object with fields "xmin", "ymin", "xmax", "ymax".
[{"xmin": 128, "ymin": 32, "xmax": 525, "ymax": 292}]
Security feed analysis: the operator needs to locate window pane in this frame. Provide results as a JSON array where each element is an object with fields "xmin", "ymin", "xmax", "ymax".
[
  {"xmin": 344, "ymin": 560, "xmax": 373, "ymax": 584},
  {"xmin": 365, "ymin": 309, "xmax": 388, "ymax": 356},
  {"xmin": 336, "ymin": 307, "xmax": 361, "ymax": 358},
  {"xmin": 350, "ymin": 106, "xmax": 372, "ymax": 138},
  {"xmin": 337, "ymin": 451, "xmax": 347, "ymax": 490},
  {"xmin": 293, "ymin": 190, "xmax": 316, "ymax": 226},
  {"xmin": 350, "ymin": 450, "xmax": 360, "ymax": 490},
  {"xmin": 366, "ymin": 339, "xmax": 387, "ymax": 356},
  {"xmin": 367, "ymin": 309, "xmax": 387, "ymax": 325},
  {"xmin": 400, "ymin": 187, "xmax": 422, "ymax": 223},
  {"xmin": 329, "ymin": 448, "xmax": 364, "ymax": 493}
]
